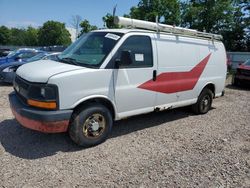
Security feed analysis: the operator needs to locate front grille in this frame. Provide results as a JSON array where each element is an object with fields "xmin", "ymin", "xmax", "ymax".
[{"xmin": 14, "ymin": 76, "xmax": 30, "ymax": 104}]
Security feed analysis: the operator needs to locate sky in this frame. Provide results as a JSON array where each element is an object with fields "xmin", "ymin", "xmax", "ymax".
[{"xmin": 0, "ymin": 0, "xmax": 139, "ymax": 28}]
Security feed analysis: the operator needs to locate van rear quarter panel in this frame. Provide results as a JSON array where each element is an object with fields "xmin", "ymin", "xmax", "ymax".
[
  {"xmin": 156, "ymin": 34, "xmax": 226, "ymax": 103},
  {"xmin": 198, "ymin": 40, "xmax": 227, "ymax": 96}
]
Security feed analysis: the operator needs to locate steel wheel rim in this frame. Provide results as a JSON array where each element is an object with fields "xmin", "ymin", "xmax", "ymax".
[
  {"xmin": 83, "ymin": 113, "xmax": 106, "ymax": 138},
  {"xmin": 201, "ymin": 95, "xmax": 210, "ymax": 112}
]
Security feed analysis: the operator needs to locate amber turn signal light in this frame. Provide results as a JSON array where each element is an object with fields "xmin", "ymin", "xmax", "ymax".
[{"xmin": 27, "ymin": 99, "xmax": 57, "ymax": 109}]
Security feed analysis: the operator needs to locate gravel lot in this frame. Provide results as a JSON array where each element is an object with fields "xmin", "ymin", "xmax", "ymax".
[{"xmin": 0, "ymin": 78, "xmax": 249, "ymax": 187}]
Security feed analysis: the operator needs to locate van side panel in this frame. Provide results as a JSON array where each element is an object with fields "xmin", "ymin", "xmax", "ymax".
[
  {"xmin": 177, "ymin": 38, "xmax": 227, "ymax": 102},
  {"xmin": 155, "ymin": 34, "xmax": 226, "ymax": 109},
  {"xmin": 49, "ymin": 33, "xmax": 226, "ymax": 120},
  {"xmin": 193, "ymin": 40, "xmax": 226, "ymax": 98}
]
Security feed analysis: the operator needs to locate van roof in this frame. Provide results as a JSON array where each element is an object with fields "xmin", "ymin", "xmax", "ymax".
[
  {"xmin": 93, "ymin": 28, "xmax": 148, "ymax": 34},
  {"xmin": 93, "ymin": 28, "xmax": 222, "ymax": 42}
]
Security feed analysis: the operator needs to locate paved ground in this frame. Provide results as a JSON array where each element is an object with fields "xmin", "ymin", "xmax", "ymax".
[{"xmin": 0, "ymin": 79, "xmax": 249, "ymax": 187}]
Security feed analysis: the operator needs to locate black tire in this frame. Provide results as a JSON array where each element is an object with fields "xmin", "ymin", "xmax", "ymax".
[
  {"xmin": 192, "ymin": 88, "xmax": 213, "ymax": 114},
  {"xmin": 69, "ymin": 103, "xmax": 113, "ymax": 147}
]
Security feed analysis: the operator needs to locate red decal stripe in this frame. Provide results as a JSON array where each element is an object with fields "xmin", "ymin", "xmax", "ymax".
[{"xmin": 138, "ymin": 53, "xmax": 211, "ymax": 94}]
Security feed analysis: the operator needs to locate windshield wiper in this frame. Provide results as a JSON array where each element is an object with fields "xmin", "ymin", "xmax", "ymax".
[
  {"xmin": 59, "ymin": 57, "xmax": 98, "ymax": 68},
  {"xmin": 60, "ymin": 57, "xmax": 81, "ymax": 66}
]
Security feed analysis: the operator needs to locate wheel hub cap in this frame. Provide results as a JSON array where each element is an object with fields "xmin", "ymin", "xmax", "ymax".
[
  {"xmin": 204, "ymin": 99, "xmax": 209, "ymax": 106},
  {"xmin": 83, "ymin": 113, "xmax": 106, "ymax": 138},
  {"xmin": 91, "ymin": 122, "xmax": 100, "ymax": 131}
]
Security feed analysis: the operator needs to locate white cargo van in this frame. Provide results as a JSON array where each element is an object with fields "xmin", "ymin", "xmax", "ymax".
[{"xmin": 9, "ymin": 17, "xmax": 227, "ymax": 147}]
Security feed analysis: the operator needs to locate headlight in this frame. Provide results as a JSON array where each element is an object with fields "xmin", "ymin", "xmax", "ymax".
[
  {"xmin": 28, "ymin": 84, "xmax": 58, "ymax": 109},
  {"xmin": 2, "ymin": 66, "xmax": 17, "ymax": 72}
]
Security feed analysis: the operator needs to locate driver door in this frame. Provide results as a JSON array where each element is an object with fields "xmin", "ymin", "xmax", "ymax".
[{"xmin": 113, "ymin": 34, "xmax": 157, "ymax": 117}]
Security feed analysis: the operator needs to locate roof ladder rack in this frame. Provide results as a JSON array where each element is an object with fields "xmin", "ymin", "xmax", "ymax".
[{"xmin": 114, "ymin": 16, "xmax": 223, "ymax": 41}]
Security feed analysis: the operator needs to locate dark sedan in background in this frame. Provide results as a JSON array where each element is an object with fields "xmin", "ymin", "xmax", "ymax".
[
  {"xmin": 0, "ymin": 48, "xmax": 12, "ymax": 57},
  {"xmin": 232, "ymin": 59, "xmax": 250, "ymax": 86},
  {"xmin": 0, "ymin": 52, "xmax": 60, "ymax": 84}
]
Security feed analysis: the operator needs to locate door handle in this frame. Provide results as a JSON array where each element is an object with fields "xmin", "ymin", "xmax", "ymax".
[{"xmin": 153, "ymin": 70, "xmax": 157, "ymax": 81}]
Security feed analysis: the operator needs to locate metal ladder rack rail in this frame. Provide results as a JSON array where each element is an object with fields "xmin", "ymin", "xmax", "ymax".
[{"xmin": 114, "ymin": 16, "xmax": 223, "ymax": 40}]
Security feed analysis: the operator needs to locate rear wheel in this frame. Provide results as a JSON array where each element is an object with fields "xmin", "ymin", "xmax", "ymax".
[
  {"xmin": 69, "ymin": 104, "xmax": 113, "ymax": 147},
  {"xmin": 192, "ymin": 88, "xmax": 213, "ymax": 114}
]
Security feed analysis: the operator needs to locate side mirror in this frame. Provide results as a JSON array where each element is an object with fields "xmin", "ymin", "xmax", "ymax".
[{"xmin": 115, "ymin": 50, "xmax": 133, "ymax": 68}]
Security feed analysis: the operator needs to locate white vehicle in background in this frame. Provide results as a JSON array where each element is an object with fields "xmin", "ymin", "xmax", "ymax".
[{"xmin": 9, "ymin": 17, "xmax": 227, "ymax": 147}]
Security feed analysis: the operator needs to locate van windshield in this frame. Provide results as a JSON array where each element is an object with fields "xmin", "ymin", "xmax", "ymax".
[{"xmin": 58, "ymin": 32, "xmax": 123, "ymax": 68}]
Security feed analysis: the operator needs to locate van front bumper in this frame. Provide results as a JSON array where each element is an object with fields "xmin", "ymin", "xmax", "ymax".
[{"xmin": 9, "ymin": 92, "xmax": 73, "ymax": 133}]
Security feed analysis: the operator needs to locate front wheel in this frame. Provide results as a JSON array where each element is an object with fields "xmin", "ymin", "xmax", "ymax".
[
  {"xmin": 69, "ymin": 104, "xmax": 113, "ymax": 147},
  {"xmin": 192, "ymin": 88, "xmax": 213, "ymax": 114}
]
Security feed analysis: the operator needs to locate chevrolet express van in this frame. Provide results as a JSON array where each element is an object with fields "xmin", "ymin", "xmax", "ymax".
[{"xmin": 9, "ymin": 17, "xmax": 227, "ymax": 147}]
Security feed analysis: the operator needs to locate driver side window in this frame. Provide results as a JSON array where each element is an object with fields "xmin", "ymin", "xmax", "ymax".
[{"xmin": 116, "ymin": 35, "xmax": 153, "ymax": 68}]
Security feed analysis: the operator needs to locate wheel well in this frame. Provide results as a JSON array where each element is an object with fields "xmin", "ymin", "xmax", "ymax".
[
  {"xmin": 73, "ymin": 98, "xmax": 115, "ymax": 119},
  {"xmin": 203, "ymin": 83, "xmax": 215, "ymax": 97}
]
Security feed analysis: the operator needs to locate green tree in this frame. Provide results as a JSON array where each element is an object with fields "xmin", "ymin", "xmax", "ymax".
[
  {"xmin": 181, "ymin": 0, "xmax": 249, "ymax": 51},
  {"xmin": 221, "ymin": 2, "xmax": 246, "ymax": 51},
  {"xmin": 79, "ymin": 19, "xmax": 98, "ymax": 35},
  {"xmin": 239, "ymin": 0, "xmax": 250, "ymax": 51},
  {"xmin": 127, "ymin": 0, "xmax": 181, "ymax": 25},
  {"xmin": 103, "ymin": 13, "xmax": 120, "ymax": 28},
  {"xmin": 9, "ymin": 28, "xmax": 26, "ymax": 46},
  {"xmin": 38, "ymin": 21, "xmax": 71, "ymax": 46},
  {"xmin": 24, "ymin": 26, "xmax": 39, "ymax": 46},
  {"xmin": 0, "ymin": 26, "xmax": 11, "ymax": 45},
  {"xmin": 181, "ymin": 0, "xmax": 234, "ymax": 33}
]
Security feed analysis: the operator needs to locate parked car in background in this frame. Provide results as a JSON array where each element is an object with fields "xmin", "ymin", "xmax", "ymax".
[
  {"xmin": 0, "ymin": 48, "xmax": 12, "ymax": 57},
  {"xmin": 232, "ymin": 59, "xmax": 250, "ymax": 86},
  {"xmin": 0, "ymin": 52, "xmax": 60, "ymax": 83},
  {"xmin": 39, "ymin": 45, "xmax": 67, "ymax": 52},
  {"xmin": 226, "ymin": 54, "xmax": 232, "ymax": 72},
  {"xmin": 0, "ymin": 48, "xmax": 43, "ymax": 65}
]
